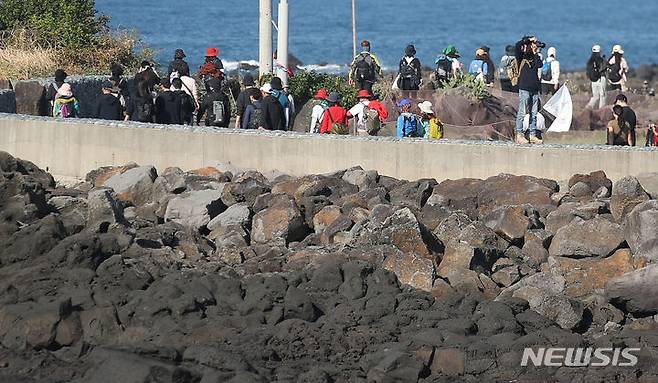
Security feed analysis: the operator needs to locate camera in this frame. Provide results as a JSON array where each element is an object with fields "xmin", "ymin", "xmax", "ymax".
[
  {"xmin": 536, "ymin": 41, "xmax": 546, "ymax": 49},
  {"xmin": 521, "ymin": 36, "xmax": 546, "ymax": 49}
]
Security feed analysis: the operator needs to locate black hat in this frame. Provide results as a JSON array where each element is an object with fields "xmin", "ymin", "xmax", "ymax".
[
  {"xmin": 175, "ymin": 49, "xmax": 186, "ymax": 59},
  {"xmin": 505, "ymin": 45, "xmax": 515, "ymax": 55},
  {"xmin": 270, "ymin": 76, "xmax": 283, "ymax": 90},
  {"xmin": 327, "ymin": 92, "xmax": 341, "ymax": 103},
  {"xmin": 54, "ymin": 69, "xmax": 67, "ymax": 82},
  {"xmin": 243, "ymin": 73, "xmax": 255, "ymax": 86},
  {"xmin": 405, "ymin": 44, "xmax": 416, "ymax": 56}
]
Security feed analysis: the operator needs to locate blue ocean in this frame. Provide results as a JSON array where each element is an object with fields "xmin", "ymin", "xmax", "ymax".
[{"xmin": 96, "ymin": 0, "xmax": 658, "ymax": 73}]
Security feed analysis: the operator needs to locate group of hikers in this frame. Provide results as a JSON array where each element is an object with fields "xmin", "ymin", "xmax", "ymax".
[{"xmin": 42, "ymin": 36, "xmax": 654, "ymax": 146}]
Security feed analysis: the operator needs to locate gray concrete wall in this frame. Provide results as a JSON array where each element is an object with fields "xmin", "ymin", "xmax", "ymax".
[
  {"xmin": 0, "ymin": 113, "xmax": 657, "ymax": 181},
  {"xmin": 0, "ymin": 90, "xmax": 16, "ymax": 113}
]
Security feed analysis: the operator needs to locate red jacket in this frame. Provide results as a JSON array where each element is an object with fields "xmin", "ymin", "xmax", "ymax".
[{"xmin": 321, "ymin": 105, "xmax": 349, "ymax": 134}]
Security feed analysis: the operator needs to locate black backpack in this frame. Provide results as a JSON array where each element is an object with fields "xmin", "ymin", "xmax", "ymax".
[
  {"xmin": 210, "ymin": 100, "xmax": 227, "ymax": 125},
  {"xmin": 607, "ymin": 59, "xmax": 622, "ymax": 83},
  {"xmin": 400, "ymin": 58, "xmax": 417, "ymax": 80},
  {"xmin": 586, "ymin": 58, "xmax": 601, "ymax": 82},
  {"xmin": 354, "ymin": 53, "xmax": 374, "ymax": 82},
  {"xmin": 435, "ymin": 56, "xmax": 453, "ymax": 83},
  {"xmin": 136, "ymin": 100, "xmax": 153, "ymax": 122},
  {"xmin": 247, "ymin": 105, "xmax": 266, "ymax": 129}
]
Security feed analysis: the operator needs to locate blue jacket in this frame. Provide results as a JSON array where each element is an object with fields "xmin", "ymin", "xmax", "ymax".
[{"xmin": 397, "ymin": 113, "xmax": 421, "ymax": 138}]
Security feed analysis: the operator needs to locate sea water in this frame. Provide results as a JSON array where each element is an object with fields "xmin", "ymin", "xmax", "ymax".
[{"xmin": 96, "ymin": 0, "xmax": 658, "ymax": 73}]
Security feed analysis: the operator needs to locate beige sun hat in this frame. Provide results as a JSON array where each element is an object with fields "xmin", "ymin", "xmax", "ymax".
[
  {"xmin": 418, "ymin": 101, "xmax": 434, "ymax": 115},
  {"xmin": 57, "ymin": 83, "xmax": 73, "ymax": 97},
  {"xmin": 612, "ymin": 44, "xmax": 624, "ymax": 54}
]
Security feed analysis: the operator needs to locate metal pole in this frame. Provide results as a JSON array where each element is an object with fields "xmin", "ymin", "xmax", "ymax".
[
  {"xmin": 276, "ymin": 0, "xmax": 289, "ymax": 87},
  {"xmin": 259, "ymin": 0, "xmax": 273, "ymax": 78},
  {"xmin": 352, "ymin": 0, "xmax": 357, "ymax": 58}
]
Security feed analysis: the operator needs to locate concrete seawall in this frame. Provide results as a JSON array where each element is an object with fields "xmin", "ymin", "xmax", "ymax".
[{"xmin": 0, "ymin": 113, "xmax": 657, "ymax": 181}]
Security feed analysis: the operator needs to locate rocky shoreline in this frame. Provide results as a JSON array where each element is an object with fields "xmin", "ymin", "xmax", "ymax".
[{"xmin": 1, "ymin": 152, "xmax": 658, "ymax": 382}]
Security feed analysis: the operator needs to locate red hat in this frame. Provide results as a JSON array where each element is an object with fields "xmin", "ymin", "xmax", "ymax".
[
  {"xmin": 357, "ymin": 89, "xmax": 373, "ymax": 99},
  {"xmin": 206, "ymin": 47, "xmax": 219, "ymax": 57},
  {"xmin": 314, "ymin": 88, "xmax": 329, "ymax": 100}
]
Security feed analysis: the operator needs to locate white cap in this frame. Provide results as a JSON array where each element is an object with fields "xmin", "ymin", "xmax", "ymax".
[
  {"xmin": 260, "ymin": 83, "xmax": 272, "ymax": 93},
  {"xmin": 592, "ymin": 45, "xmax": 601, "ymax": 53},
  {"xmin": 547, "ymin": 47, "xmax": 556, "ymax": 58},
  {"xmin": 612, "ymin": 44, "xmax": 624, "ymax": 54},
  {"xmin": 418, "ymin": 101, "xmax": 434, "ymax": 115}
]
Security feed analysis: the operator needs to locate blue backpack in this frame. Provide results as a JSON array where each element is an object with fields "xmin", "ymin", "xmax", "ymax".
[
  {"xmin": 272, "ymin": 89, "xmax": 290, "ymax": 109},
  {"xmin": 469, "ymin": 60, "xmax": 486, "ymax": 76},
  {"xmin": 541, "ymin": 61, "xmax": 552, "ymax": 81},
  {"xmin": 400, "ymin": 115, "xmax": 419, "ymax": 138}
]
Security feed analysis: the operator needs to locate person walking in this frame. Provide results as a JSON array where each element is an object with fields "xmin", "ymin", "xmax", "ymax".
[
  {"xmin": 585, "ymin": 45, "xmax": 607, "ymax": 109},
  {"xmin": 309, "ymin": 88, "xmax": 330, "ymax": 133},
  {"xmin": 125, "ymin": 80, "xmax": 155, "ymax": 122},
  {"xmin": 242, "ymin": 88, "xmax": 265, "ymax": 129},
  {"xmin": 94, "ymin": 81, "xmax": 123, "ymax": 121},
  {"xmin": 540, "ymin": 47, "xmax": 560, "ymax": 95},
  {"xmin": 134, "ymin": 61, "xmax": 160, "ymax": 93},
  {"xmin": 170, "ymin": 78, "xmax": 196, "ymax": 125},
  {"xmin": 320, "ymin": 92, "xmax": 349, "ymax": 135},
  {"xmin": 199, "ymin": 47, "xmax": 225, "ymax": 91},
  {"xmin": 52, "ymin": 83, "xmax": 79, "ymax": 118},
  {"xmin": 155, "ymin": 79, "xmax": 183, "ymax": 125},
  {"xmin": 168, "ymin": 49, "xmax": 190, "ymax": 80},
  {"xmin": 433, "ymin": 45, "xmax": 462, "ymax": 88},
  {"xmin": 196, "ymin": 78, "xmax": 230, "ymax": 128},
  {"xmin": 260, "ymin": 83, "xmax": 285, "ymax": 131},
  {"xmin": 468, "ymin": 48, "xmax": 491, "ymax": 84},
  {"xmin": 499, "ymin": 45, "xmax": 517, "ymax": 92},
  {"xmin": 235, "ymin": 74, "xmax": 257, "ymax": 129},
  {"xmin": 514, "ymin": 36, "xmax": 544, "ymax": 144},
  {"xmin": 608, "ymin": 45, "xmax": 629, "ymax": 91},
  {"xmin": 349, "ymin": 40, "xmax": 383, "ymax": 93},
  {"xmin": 397, "ymin": 45, "xmax": 422, "ymax": 96},
  {"xmin": 418, "ymin": 101, "xmax": 443, "ymax": 139},
  {"xmin": 270, "ymin": 76, "xmax": 294, "ymax": 130}
]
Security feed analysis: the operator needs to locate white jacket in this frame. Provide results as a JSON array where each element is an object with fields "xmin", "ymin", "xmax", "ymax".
[{"xmin": 541, "ymin": 57, "xmax": 560, "ymax": 85}]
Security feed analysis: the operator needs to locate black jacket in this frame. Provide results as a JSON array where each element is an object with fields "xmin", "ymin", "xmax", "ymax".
[
  {"xmin": 155, "ymin": 91, "xmax": 183, "ymax": 125},
  {"xmin": 94, "ymin": 93, "xmax": 123, "ymax": 120},
  {"xmin": 515, "ymin": 40, "xmax": 542, "ymax": 93},
  {"xmin": 168, "ymin": 59, "xmax": 190, "ymax": 77},
  {"xmin": 398, "ymin": 56, "xmax": 422, "ymax": 90},
  {"xmin": 236, "ymin": 87, "xmax": 255, "ymax": 121},
  {"xmin": 197, "ymin": 91, "xmax": 230, "ymax": 127},
  {"xmin": 261, "ymin": 94, "xmax": 285, "ymax": 130},
  {"xmin": 126, "ymin": 95, "xmax": 155, "ymax": 123}
]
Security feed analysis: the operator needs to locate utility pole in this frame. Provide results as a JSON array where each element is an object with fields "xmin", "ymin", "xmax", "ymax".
[
  {"xmin": 276, "ymin": 0, "xmax": 289, "ymax": 87},
  {"xmin": 352, "ymin": 0, "xmax": 357, "ymax": 58},
  {"xmin": 259, "ymin": 0, "xmax": 273, "ymax": 79}
]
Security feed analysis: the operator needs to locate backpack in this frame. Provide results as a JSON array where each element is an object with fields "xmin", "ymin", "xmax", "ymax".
[
  {"xmin": 400, "ymin": 58, "xmax": 417, "ymax": 79},
  {"xmin": 364, "ymin": 106, "xmax": 381, "ymax": 135},
  {"xmin": 136, "ymin": 100, "xmax": 153, "ymax": 122},
  {"xmin": 401, "ymin": 115, "xmax": 419, "ymax": 138},
  {"xmin": 435, "ymin": 55, "xmax": 453, "ymax": 83},
  {"xmin": 541, "ymin": 61, "xmax": 553, "ymax": 81},
  {"xmin": 211, "ymin": 100, "xmax": 227, "ymax": 124},
  {"xmin": 314, "ymin": 104, "xmax": 329, "ymax": 133},
  {"xmin": 59, "ymin": 101, "xmax": 72, "ymax": 118},
  {"xmin": 428, "ymin": 117, "xmax": 443, "ymax": 139},
  {"xmin": 508, "ymin": 58, "xmax": 526, "ymax": 87},
  {"xmin": 326, "ymin": 108, "xmax": 349, "ymax": 135},
  {"xmin": 607, "ymin": 59, "xmax": 622, "ymax": 83},
  {"xmin": 354, "ymin": 53, "xmax": 374, "ymax": 82},
  {"xmin": 247, "ymin": 105, "xmax": 266, "ymax": 129},
  {"xmin": 499, "ymin": 56, "xmax": 515, "ymax": 81},
  {"xmin": 586, "ymin": 58, "xmax": 602, "ymax": 82}
]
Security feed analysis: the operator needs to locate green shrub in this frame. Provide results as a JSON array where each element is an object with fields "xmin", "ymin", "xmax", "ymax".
[
  {"xmin": 288, "ymin": 70, "xmax": 358, "ymax": 108},
  {"xmin": 0, "ymin": 0, "xmax": 106, "ymax": 49},
  {"xmin": 438, "ymin": 74, "xmax": 491, "ymax": 100}
]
